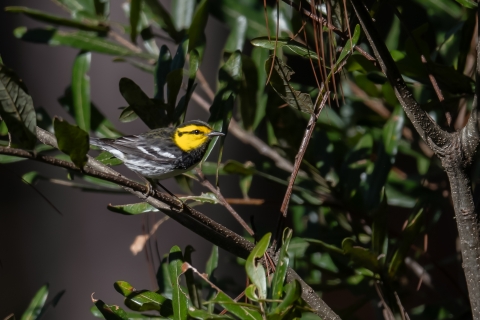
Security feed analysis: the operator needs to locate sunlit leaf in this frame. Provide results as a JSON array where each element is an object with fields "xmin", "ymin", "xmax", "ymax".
[
  {"xmin": 245, "ymin": 233, "xmax": 271, "ymax": 299},
  {"xmin": 188, "ymin": 0, "xmax": 209, "ymax": 60},
  {"xmin": 129, "ymin": 0, "xmax": 141, "ymax": 43},
  {"xmin": 270, "ymin": 228, "xmax": 292, "ymax": 310},
  {"xmin": 20, "ymin": 284, "xmax": 48, "ymax": 320},
  {"xmin": 93, "ymin": 299, "xmax": 129, "ymax": 320},
  {"xmin": 210, "ymin": 291, "xmax": 262, "ymax": 320},
  {"xmin": 172, "ymin": 0, "xmax": 195, "ymax": 31},
  {"xmin": 72, "ymin": 51, "xmax": 91, "ymax": 132},
  {"xmin": 169, "ymin": 246, "xmax": 188, "ymax": 320},
  {"xmin": 251, "ymin": 37, "xmax": 319, "ymax": 61},
  {"xmin": 107, "ymin": 202, "xmax": 158, "ymax": 215}
]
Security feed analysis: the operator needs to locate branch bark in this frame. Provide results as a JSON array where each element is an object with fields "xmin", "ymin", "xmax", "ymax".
[
  {"xmin": 0, "ymin": 127, "xmax": 341, "ymax": 320},
  {"xmin": 349, "ymin": 0, "xmax": 480, "ymax": 317}
]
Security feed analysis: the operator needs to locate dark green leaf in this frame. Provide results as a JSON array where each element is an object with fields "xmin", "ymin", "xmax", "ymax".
[
  {"xmin": 173, "ymin": 49, "xmax": 199, "ymax": 124},
  {"xmin": 371, "ymin": 189, "xmax": 388, "ymax": 256},
  {"xmin": 172, "ymin": 0, "xmax": 195, "ymax": 31},
  {"xmin": 223, "ymin": 160, "xmax": 256, "ymax": 175},
  {"xmin": 269, "ymin": 280, "xmax": 301, "ymax": 316},
  {"xmin": 53, "ymin": 117, "xmax": 89, "ymax": 168},
  {"xmin": 5, "ymin": 7, "xmax": 110, "ymax": 32},
  {"xmin": 455, "ymin": 0, "xmax": 477, "ymax": 8},
  {"xmin": 304, "ymin": 239, "xmax": 344, "ymax": 256},
  {"xmin": 245, "ymin": 233, "xmax": 271, "ymax": 299},
  {"xmin": 0, "ymin": 63, "xmax": 37, "ymax": 149},
  {"xmin": 334, "ymin": 25, "xmax": 361, "ymax": 71},
  {"xmin": 22, "ymin": 171, "xmax": 41, "ymax": 185},
  {"xmin": 388, "ymin": 208, "xmax": 424, "ymax": 277},
  {"xmin": 129, "ymin": 0, "xmax": 141, "ymax": 43},
  {"xmin": 143, "ymin": 0, "xmax": 182, "ymax": 42},
  {"xmin": 93, "ymin": 299, "xmax": 129, "ymax": 320},
  {"xmin": 342, "ymin": 238, "xmax": 379, "ymax": 273},
  {"xmin": 119, "ymin": 77, "xmax": 168, "ymax": 129},
  {"xmin": 154, "ymin": 45, "xmax": 172, "ymax": 101},
  {"xmin": 72, "ymin": 51, "xmax": 91, "ymax": 132},
  {"xmin": 157, "ymin": 255, "xmax": 172, "ymax": 295},
  {"xmin": 14, "ymin": 27, "xmax": 150, "ymax": 58},
  {"xmin": 251, "ymin": 37, "xmax": 319, "ymax": 61},
  {"xmin": 119, "ymin": 106, "xmax": 138, "ymax": 123},
  {"xmin": 383, "ymin": 105, "xmax": 404, "ymax": 156},
  {"xmin": 205, "ymin": 51, "xmax": 242, "ymax": 162},
  {"xmin": 184, "ymin": 246, "xmax": 202, "ymax": 309},
  {"xmin": 95, "ymin": 151, "xmax": 123, "ymax": 165},
  {"xmin": 0, "ymin": 154, "xmax": 27, "ymax": 163},
  {"xmin": 20, "ymin": 284, "xmax": 48, "ymax": 320},
  {"xmin": 239, "ymin": 55, "xmax": 258, "ymax": 131},
  {"xmin": 188, "ymin": 0, "xmax": 209, "ymax": 60},
  {"xmin": 205, "ymin": 245, "xmax": 218, "ymax": 278},
  {"xmin": 210, "ymin": 292, "xmax": 262, "ymax": 320},
  {"xmin": 107, "ymin": 202, "xmax": 158, "ymax": 215},
  {"xmin": 225, "ymin": 16, "xmax": 247, "ymax": 52},
  {"xmin": 166, "ymin": 69, "xmax": 183, "ymax": 115},
  {"xmin": 169, "ymin": 246, "xmax": 188, "ymax": 320},
  {"xmin": 270, "ymin": 228, "xmax": 292, "ymax": 310},
  {"xmin": 265, "ymin": 56, "xmax": 314, "ymax": 114},
  {"xmin": 458, "ymin": 9, "xmax": 476, "ymax": 73}
]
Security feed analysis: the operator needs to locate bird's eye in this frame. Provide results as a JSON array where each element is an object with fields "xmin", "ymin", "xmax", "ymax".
[{"xmin": 194, "ymin": 130, "xmax": 200, "ymax": 134}]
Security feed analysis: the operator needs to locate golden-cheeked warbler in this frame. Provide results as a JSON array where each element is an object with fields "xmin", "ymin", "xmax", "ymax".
[{"xmin": 90, "ymin": 120, "xmax": 224, "ymax": 193}]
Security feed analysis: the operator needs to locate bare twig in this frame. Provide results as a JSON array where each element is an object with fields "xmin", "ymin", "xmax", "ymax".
[
  {"xmin": 374, "ymin": 282, "xmax": 395, "ymax": 320},
  {"xmin": 195, "ymin": 167, "xmax": 254, "ymax": 236},
  {"xmin": 274, "ymin": 93, "xmax": 329, "ymax": 245},
  {"xmin": 394, "ymin": 292, "xmax": 410, "ymax": 320},
  {"xmin": 109, "ymin": 31, "xmax": 143, "ymax": 53}
]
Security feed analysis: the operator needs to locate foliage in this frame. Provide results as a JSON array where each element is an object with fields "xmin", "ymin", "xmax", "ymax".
[{"xmin": 1, "ymin": 0, "xmax": 478, "ymax": 319}]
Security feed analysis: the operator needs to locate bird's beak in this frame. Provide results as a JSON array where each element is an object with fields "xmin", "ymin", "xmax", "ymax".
[{"xmin": 207, "ymin": 131, "xmax": 225, "ymax": 137}]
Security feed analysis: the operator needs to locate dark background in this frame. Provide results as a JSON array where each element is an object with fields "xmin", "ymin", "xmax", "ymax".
[{"xmin": 0, "ymin": 1, "xmax": 278, "ymax": 318}]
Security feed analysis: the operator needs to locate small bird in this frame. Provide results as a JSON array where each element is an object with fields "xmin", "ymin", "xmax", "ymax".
[{"xmin": 90, "ymin": 120, "xmax": 224, "ymax": 195}]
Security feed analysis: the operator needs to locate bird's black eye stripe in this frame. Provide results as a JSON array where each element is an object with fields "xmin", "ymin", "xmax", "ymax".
[{"xmin": 191, "ymin": 130, "xmax": 201, "ymax": 134}]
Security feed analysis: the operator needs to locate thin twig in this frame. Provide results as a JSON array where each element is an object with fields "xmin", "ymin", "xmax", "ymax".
[
  {"xmin": 195, "ymin": 167, "xmax": 254, "ymax": 236},
  {"xmin": 274, "ymin": 93, "xmax": 329, "ymax": 245},
  {"xmin": 283, "ymin": 0, "xmax": 376, "ymax": 63},
  {"xmin": 374, "ymin": 282, "xmax": 395, "ymax": 320},
  {"xmin": 394, "ymin": 292, "xmax": 410, "ymax": 320},
  {"xmin": 196, "ymin": 70, "xmax": 215, "ymax": 101},
  {"xmin": 109, "ymin": 31, "xmax": 143, "ymax": 53}
]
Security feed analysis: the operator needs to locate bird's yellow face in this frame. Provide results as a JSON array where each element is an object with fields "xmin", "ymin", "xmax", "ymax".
[{"xmin": 173, "ymin": 123, "xmax": 221, "ymax": 152}]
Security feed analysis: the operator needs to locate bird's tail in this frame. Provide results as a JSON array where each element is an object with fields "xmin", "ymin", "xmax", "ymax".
[{"xmin": 89, "ymin": 137, "xmax": 103, "ymax": 147}]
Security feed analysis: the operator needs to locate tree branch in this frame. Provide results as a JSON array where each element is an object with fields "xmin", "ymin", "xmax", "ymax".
[
  {"xmin": 3, "ymin": 127, "xmax": 341, "ymax": 320},
  {"xmin": 349, "ymin": 0, "xmax": 451, "ymax": 149}
]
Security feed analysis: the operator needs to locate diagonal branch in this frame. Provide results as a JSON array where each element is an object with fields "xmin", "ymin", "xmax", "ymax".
[
  {"xmin": 349, "ymin": 0, "xmax": 451, "ymax": 149},
  {"xmin": 2, "ymin": 127, "xmax": 341, "ymax": 320}
]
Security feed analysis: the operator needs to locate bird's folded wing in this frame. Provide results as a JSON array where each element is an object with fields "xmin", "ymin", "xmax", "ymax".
[{"xmin": 103, "ymin": 136, "xmax": 178, "ymax": 164}]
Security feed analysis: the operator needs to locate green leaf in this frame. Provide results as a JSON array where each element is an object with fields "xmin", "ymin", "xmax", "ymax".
[
  {"xmin": 342, "ymin": 238, "xmax": 379, "ymax": 273},
  {"xmin": 304, "ymin": 239, "xmax": 344, "ymax": 256},
  {"xmin": 265, "ymin": 56, "xmax": 314, "ymax": 114},
  {"xmin": 172, "ymin": 0, "xmax": 195, "ymax": 31},
  {"xmin": 125, "ymin": 290, "xmax": 172, "ymax": 314},
  {"xmin": 371, "ymin": 189, "xmax": 388, "ymax": 256},
  {"xmin": 166, "ymin": 68, "xmax": 183, "ymax": 115},
  {"xmin": 246, "ymin": 233, "xmax": 271, "ymax": 299},
  {"xmin": 270, "ymin": 229, "xmax": 292, "ymax": 310},
  {"xmin": 205, "ymin": 51, "xmax": 242, "ymax": 162},
  {"xmin": 0, "ymin": 154, "xmax": 27, "ymax": 163},
  {"xmin": 225, "ymin": 16, "xmax": 247, "ymax": 52},
  {"xmin": 22, "ymin": 171, "xmax": 41, "ymax": 185},
  {"xmin": 114, "ymin": 281, "xmax": 135, "ymax": 297},
  {"xmin": 157, "ymin": 255, "xmax": 172, "ymax": 295},
  {"xmin": 251, "ymin": 47, "xmax": 268, "ymax": 131},
  {"xmin": 180, "ymin": 192, "xmax": 219, "ymax": 204},
  {"xmin": 244, "ymin": 284, "xmax": 259, "ymax": 301},
  {"xmin": 169, "ymin": 246, "xmax": 188, "ymax": 320},
  {"xmin": 20, "ymin": 284, "xmax": 48, "ymax": 320},
  {"xmin": 154, "ymin": 45, "xmax": 172, "ymax": 101},
  {"xmin": 14, "ymin": 27, "xmax": 150, "ymax": 58},
  {"xmin": 184, "ymin": 246, "xmax": 202, "ymax": 309},
  {"xmin": 93, "ymin": 299, "xmax": 129, "ymax": 320},
  {"xmin": 269, "ymin": 280, "xmax": 301, "ymax": 317},
  {"xmin": 334, "ymin": 25, "xmax": 361, "ymax": 71},
  {"xmin": 188, "ymin": 0, "xmax": 209, "ymax": 60},
  {"xmin": 173, "ymin": 49, "xmax": 199, "ymax": 124},
  {"xmin": 455, "ymin": 0, "xmax": 477, "ymax": 8},
  {"xmin": 118, "ymin": 77, "xmax": 168, "ymax": 129},
  {"xmin": 72, "ymin": 51, "xmax": 91, "ymax": 132},
  {"xmin": 53, "ymin": 117, "xmax": 89, "ymax": 168},
  {"xmin": 383, "ymin": 105, "xmax": 404, "ymax": 156},
  {"xmin": 118, "ymin": 106, "xmax": 138, "ymax": 123},
  {"xmin": 129, "ymin": 0, "xmax": 141, "ymax": 43},
  {"xmin": 210, "ymin": 291, "xmax": 262, "ymax": 320},
  {"xmin": 95, "ymin": 151, "xmax": 123, "ymax": 166},
  {"xmin": 205, "ymin": 245, "xmax": 218, "ymax": 313},
  {"xmin": 188, "ymin": 307, "xmax": 234, "ymax": 319},
  {"xmin": 5, "ymin": 7, "xmax": 110, "ymax": 32},
  {"xmin": 388, "ymin": 207, "xmax": 424, "ymax": 277},
  {"xmin": 107, "ymin": 202, "xmax": 158, "ymax": 215},
  {"xmin": 143, "ymin": 0, "xmax": 181, "ymax": 42},
  {"xmin": 0, "ymin": 63, "xmax": 37, "ymax": 149},
  {"xmin": 251, "ymin": 37, "xmax": 319, "ymax": 61},
  {"xmin": 239, "ymin": 55, "xmax": 258, "ymax": 131}
]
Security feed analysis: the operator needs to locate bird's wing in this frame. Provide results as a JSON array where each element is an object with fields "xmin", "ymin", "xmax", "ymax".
[{"xmin": 102, "ymin": 135, "xmax": 179, "ymax": 164}]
